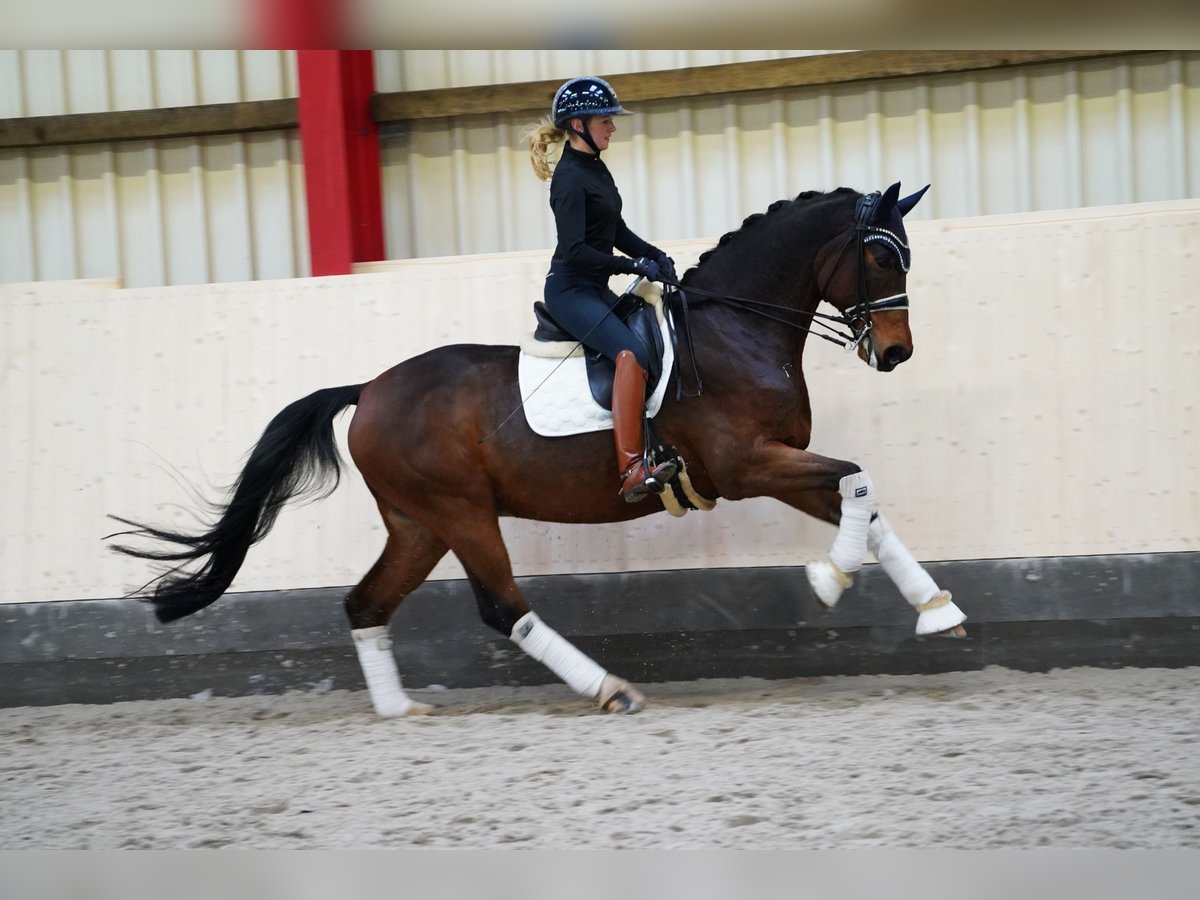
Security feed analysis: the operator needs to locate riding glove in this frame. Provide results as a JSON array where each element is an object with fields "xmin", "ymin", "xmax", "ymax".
[{"xmin": 630, "ymin": 257, "xmax": 661, "ymax": 281}]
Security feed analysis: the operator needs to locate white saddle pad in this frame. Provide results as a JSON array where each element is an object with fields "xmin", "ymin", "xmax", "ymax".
[{"xmin": 517, "ymin": 284, "xmax": 674, "ymax": 438}]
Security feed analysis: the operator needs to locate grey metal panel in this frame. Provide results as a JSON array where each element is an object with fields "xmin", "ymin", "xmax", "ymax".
[
  {"xmin": 0, "ymin": 131, "xmax": 307, "ymax": 285},
  {"xmin": 2, "ymin": 52, "xmax": 1197, "ymax": 286},
  {"xmin": 2, "ymin": 553, "xmax": 1197, "ymax": 707},
  {"xmin": 379, "ymin": 52, "xmax": 1200, "ymax": 261},
  {"xmin": 0, "ymin": 50, "xmax": 298, "ymax": 117},
  {"xmin": 0, "ymin": 51, "xmax": 304, "ymax": 286}
]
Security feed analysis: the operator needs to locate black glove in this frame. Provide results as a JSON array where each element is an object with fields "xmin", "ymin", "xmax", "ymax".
[
  {"xmin": 630, "ymin": 256, "xmax": 661, "ymax": 281},
  {"xmin": 655, "ymin": 253, "xmax": 677, "ymax": 282}
]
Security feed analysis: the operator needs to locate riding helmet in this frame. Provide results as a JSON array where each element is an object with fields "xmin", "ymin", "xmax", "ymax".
[{"xmin": 551, "ymin": 77, "xmax": 631, "ymax": 128}]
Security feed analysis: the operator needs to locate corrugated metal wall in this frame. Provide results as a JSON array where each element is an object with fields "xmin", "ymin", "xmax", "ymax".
[
  {"xmin": 0, "ymin": 50, "xmax": 306, "ymax": 286},
  {"xmin": 381, "ymin": 51, "xmax": 1200, "ymax": 260},
  {"xmin": 0, "ymin": 50, "xmax": 299, "ymax": 114},
  {"xmin": 2, "ymin": 200, "xmax": 1197, "ymax": 605},
  {"xmin": 1, "ymin": 51, "xmax": 1197, "ymax": 288},
  {"xmin": 371, "ymin": 50, "xmax": 839, "ymax": 91}
]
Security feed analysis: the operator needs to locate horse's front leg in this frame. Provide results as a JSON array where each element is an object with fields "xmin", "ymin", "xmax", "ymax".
[
  {"xmin": 720, "ymin": 441, "xmax": 876, "ymax": 592},
  {"xmin": 866, "ymin": 512, "xmax": 966, "ymax": 636},
  {"xmin": 791, "ymin": 490, "xmax": 966, "ymax": 636},
  {"xmin": 724, "ymin": 441, "xmax": 965, "ymax": 636}
]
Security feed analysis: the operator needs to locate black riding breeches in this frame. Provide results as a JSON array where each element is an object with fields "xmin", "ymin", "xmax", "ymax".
[{"xmin": 544, "ymin": 269, "xmax": 652, "ymax": 370}]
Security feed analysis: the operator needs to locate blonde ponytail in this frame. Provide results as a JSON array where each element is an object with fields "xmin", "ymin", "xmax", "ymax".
[{"xmin": 523, "ymin": 116, "xmax": 566, "ymax": 182}]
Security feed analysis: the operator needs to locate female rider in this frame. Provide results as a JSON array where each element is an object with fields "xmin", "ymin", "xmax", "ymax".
[{"xmin": 525, "ymin": 76, "xmax": 677, "ymax": 502}]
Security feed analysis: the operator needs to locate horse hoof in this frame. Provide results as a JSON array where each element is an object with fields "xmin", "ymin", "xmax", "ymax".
[
  {"xmin": 375, "ymin": 700, "xmax": 435, "ymax": 718},
  {"xmin": 806, "ymin": 557, "xmax": 852, "ymax": 608},
  {"xmin": 598, "ymin": 675, "xmax": 645, "ymax": 714},
  {"xmin": 915, "ymin": 591, "xmax": 967, "ymax": 636}
]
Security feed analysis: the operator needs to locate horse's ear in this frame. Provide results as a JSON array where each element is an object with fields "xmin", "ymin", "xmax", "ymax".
[
  {"xmin": 896, "ymin": 184, "xmax": 930, "ymax": 217},
  {"xmin": 873, "ymin": 182, "xmax": 902, "ymax": 224}
]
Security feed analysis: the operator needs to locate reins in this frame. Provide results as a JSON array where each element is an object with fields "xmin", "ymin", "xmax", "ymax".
[{"xmin": 665, "ymin": 277, "xmax": 864, "ymax": 349}]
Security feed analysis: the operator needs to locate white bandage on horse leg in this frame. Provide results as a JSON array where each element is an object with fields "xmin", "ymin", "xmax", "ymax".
[
  {"xmin": 510, "ymin": 612, "xmax": 607, "ymax": 699},
  {"xmin": 867, "ymin": 514, "xmax": 966, "ymax": 635},
  {"xmin": 867, "ymin": 512, "xmax": 939, "ymax": 607},
  {"xmin": 827, "ymin": 470, "xmax": 876, "ymax": 575},
  {"xmin": 352, "ymin": 627, "xmax": 423, "ymax": 717}
]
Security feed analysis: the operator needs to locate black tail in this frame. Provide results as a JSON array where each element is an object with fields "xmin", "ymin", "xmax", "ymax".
[{"xmin": 108, "ymin": 384, "xmax": 364, "ymax": 623}]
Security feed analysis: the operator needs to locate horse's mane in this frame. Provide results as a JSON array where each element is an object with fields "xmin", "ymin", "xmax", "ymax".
[{"xmin": 682, "ymin": 187, "xmax": 859, "ymax": 283}]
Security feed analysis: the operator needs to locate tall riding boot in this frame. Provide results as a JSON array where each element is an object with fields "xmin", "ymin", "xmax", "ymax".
[{"xmin": 612, "ymin": 350, "xmax": 677, "ymax": 502}]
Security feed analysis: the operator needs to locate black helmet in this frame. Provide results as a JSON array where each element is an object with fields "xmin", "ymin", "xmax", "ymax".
[{"xmin": 551, "ymin": 77, "xmax": 631, "ymax": 128}]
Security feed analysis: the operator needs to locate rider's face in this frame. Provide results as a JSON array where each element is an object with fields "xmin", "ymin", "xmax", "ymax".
[
  {"xmin": 587, "ymin": 116, "xmax": 616, "ymax": 151},
  {"xmin": 571, "ymin": 116, "xmax": 616, "ymax": 153}
]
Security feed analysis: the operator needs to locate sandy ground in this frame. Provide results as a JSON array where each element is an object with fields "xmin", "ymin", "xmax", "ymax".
[{"xmin": 2, "ymin": 665, "xmax": 1199, "ymax": 849}]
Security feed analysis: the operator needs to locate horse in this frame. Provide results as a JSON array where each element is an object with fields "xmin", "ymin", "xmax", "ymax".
[{"xmin": 109, "ymin": 181, "xmax": 966, "ymax": 717}]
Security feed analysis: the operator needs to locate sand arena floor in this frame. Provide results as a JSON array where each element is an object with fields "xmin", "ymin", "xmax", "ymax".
[{"xmin": 2, "ymin": 665, "xmax": 1198, "ymax": 849}]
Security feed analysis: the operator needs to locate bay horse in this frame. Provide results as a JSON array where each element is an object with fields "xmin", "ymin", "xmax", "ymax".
[{"xmin": 109, "ymin": 181, "xmax": 966, "ymax": 717}]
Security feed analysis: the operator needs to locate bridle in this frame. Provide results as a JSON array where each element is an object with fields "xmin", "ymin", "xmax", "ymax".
[
  {"xmin": 664, "ymin": 191, "xmax": 912, "ymax": 395},
  {"xmin": 815, "ymin": 189, "xmax": 912, "ymax": 359}
]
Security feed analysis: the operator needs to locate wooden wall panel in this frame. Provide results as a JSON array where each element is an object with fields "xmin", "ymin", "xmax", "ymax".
[{"xmin": 2, "ymin": 200, "xmax": 1196, "ymax": 604}]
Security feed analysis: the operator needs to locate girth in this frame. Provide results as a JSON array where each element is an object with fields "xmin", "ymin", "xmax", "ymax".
[{"xmin": 531, "ymin": 292, "xmax": 666, "ymax": 410}]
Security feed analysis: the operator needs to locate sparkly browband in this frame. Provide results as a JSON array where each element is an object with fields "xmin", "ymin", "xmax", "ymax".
[{"xmin": 864, "ymin": 228, "xmax": 912, "ymax": 273}]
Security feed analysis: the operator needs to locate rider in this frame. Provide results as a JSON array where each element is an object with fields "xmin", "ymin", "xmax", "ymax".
[{"xmin": 525, "ymin": 76, "xmax": 678, "ymax": 502}]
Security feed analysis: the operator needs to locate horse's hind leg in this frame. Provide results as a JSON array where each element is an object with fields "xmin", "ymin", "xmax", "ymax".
[
  {"xmin": 346, "ymin": 503, "xmax": 449, "ymax": 717},
  {"xmin": 791, "ymin": 484, "xmax": 966, "ymax": 637},
  {"xmin": 447, "ymin": 508, "xmax": 643, "ymax": 714}
]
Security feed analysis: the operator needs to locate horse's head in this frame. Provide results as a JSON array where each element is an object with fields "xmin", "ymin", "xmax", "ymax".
[{"xmin": 816, "ymin": 182, "xmax": 930, "ymax": 372}]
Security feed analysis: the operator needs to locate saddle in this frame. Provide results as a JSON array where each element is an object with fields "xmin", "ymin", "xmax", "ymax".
[
  {"xmin": 518, "ymin": 281, "xmax": 716, "ymax": 518},
  {"xmin": 530, "ymin": 286, "xmax": 666, "ymax": 411}
]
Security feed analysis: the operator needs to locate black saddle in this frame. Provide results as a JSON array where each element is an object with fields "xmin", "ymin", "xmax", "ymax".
[{"xmin": 531, "ymin": 289, "xmax": 666, "ymax": 410}]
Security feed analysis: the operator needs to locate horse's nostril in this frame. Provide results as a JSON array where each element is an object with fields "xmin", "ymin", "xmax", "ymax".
[{"xmin": 884, "ymin": 345, "xmax": 911, "ymax": 367}]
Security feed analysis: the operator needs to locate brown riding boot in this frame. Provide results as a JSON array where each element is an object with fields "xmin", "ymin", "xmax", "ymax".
[{"xmin": 612, "ymin": 350, "xmax": 677, "ymax": 502}]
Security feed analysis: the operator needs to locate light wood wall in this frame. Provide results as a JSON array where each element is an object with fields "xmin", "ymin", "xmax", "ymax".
[{"xmin": 2, "ymin": 199, "xmax": 1196, "ymax": 605}]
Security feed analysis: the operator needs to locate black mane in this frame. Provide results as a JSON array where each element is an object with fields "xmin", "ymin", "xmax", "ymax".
[{"xmin": 683, "ymin": 187, "xmax": 859, "ymax": 283}]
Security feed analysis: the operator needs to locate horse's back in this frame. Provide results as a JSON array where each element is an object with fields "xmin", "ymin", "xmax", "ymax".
[
  {"xmin": 346, "ymin": 342, "xmax": 650, "ymax": 523},
  {"xmin": 361, "ymin": 343, "xmax": 519, "ymax": 409},
  {"xmin": 348, "ymin": 344, "xmax": 521, "ymax": 475}
]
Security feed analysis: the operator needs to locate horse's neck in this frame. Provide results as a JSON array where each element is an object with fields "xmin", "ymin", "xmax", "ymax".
[
  {"xmin": 687, "ymin": 264, "xmax": 821, "ymax": 366},
  {"xmin": 680, "ymin": 198, "xmax": 854, "ymax": 382}
]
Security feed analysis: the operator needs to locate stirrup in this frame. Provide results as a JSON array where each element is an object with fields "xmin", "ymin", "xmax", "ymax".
[{"xmin": 620, "ymin": 459, "xmax": 677, "ymax": 502}]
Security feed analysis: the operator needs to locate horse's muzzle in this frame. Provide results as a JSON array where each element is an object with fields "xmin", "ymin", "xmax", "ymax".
[
  {"xmin": 880, "ymin": 343, "xmax": 912, "ymax": 370},
  {"xmin": 865, "ymin": 341, "xmax": 912, "ymax": 372}
]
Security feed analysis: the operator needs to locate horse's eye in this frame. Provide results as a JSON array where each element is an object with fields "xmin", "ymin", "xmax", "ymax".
[{"xmin": 874, "ymin": 249, "xmax": 898, "ymax": 271}]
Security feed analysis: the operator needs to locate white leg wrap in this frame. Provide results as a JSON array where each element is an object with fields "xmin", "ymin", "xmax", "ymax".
[
  {"xmin": 510, "ymin": 612, "xmax": 607, "ymax": 699},
  {"xmin": 352, "ymin": 627, "xmax": 421, "ymax": 718},
  {"xmin": 867, "ymin": 513, "xmax": 940, "ymax": 608},
  {"xmin": 827, "ymin": 470, "xmax": 876, "ymax": 575},
  {"xmin": 867, "ymin": 514, "xmax": 967, "ymax": 635}
]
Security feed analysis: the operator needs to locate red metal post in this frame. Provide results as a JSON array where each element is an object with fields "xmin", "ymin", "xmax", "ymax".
[
  {"xmin": 253, "ymin": 0, "xmax": 342, "ymax": 48},
  {"xmin": 296, "ymin": 50, "xmax": 385, "ymax": 277}
]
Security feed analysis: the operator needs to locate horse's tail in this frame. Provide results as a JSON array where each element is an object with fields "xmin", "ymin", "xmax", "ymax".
[{"xmin": 108, "ymin": 384, "xmax": 364, "ymax": 624}]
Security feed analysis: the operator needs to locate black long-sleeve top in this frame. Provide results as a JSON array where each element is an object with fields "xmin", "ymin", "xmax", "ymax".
[{"xmin": 549, "ymin": 144, "xmax": 658, "ymax": 279}]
